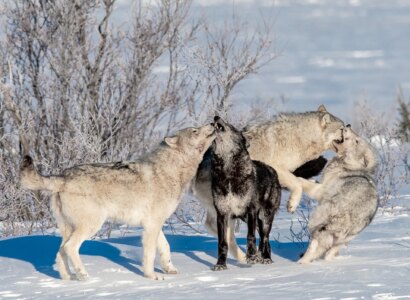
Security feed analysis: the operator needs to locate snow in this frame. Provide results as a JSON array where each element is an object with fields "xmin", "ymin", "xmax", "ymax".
[{"xmin": 1, "ymin": 203, "xmax": 410, "ymax": 299}]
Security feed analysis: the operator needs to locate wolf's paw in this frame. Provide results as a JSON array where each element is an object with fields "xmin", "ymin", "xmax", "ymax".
[
  {"xmin": 261, "ymin": 258, "xmax": 273, "ymax": 264},
  {"xmin": 144, "ymin": 273, "xmax": 165, "ymax": 280},
  {"xmin": 59, "ymin": 272, "xmax": 74, "ymax": 280},
  {"xmin": 211, "ymin": 264, "xmax": 227, "ymax": 271},
  {"xmin": 164, "ymin": 265, "xmax": 178, "ymax": 274},
  {"xmin": 287, "ymin": 201, "xmax": 297, "ymax": 213},
  {"xmin": 297, "ymin": 258, "xmax": 311, "ymax": 264},
  {"xmin": 75, "ymin": 272, "xmax": 89, "ymax": 281},
  {"xmin": 246, "ymin": 254, "xmax": 263, "ymax": 264}
]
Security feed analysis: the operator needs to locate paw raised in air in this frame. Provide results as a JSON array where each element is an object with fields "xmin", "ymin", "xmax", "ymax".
[{"xmin": 287, "ymin": 201, "xmax": 297, "ymax": 213}]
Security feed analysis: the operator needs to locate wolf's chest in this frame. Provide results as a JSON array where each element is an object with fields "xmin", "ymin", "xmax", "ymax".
[{"xmin": 213, "ymin": 191, "xmax": 252, "ymax": 217}]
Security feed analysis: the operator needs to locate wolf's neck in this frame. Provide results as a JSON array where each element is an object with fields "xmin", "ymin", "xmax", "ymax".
[
  {"xmin": 150, "ymin": 146, "xmax": 201, "ymax": 186},
  {"xmin": 211, "ymin": 151, "xmax": 253, "ymax": 173}
]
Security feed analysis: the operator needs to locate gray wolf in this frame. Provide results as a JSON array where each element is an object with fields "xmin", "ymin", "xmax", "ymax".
[
  {"xmin": 209, "ymin": 116, "xmax": 281, "ymax": 270},
  {"xmin": 298, "ymin": 125, "xmax": 379, "ymax": 264},
  {"xmin": 193, "ymin": 105, "xmax": 344, "ymax": 263},
  {"xmin": 20, "ymin": 125, "xmax": 215, "ymax": 280}
]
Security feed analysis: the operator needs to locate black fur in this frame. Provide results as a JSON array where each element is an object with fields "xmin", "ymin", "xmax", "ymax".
[
  {"xmin": 210, "ymin": 117, "xmax": 281, "ymax": 270},
  {"xmin": 292, "ymin": 156, "xmax": 327, "ymax": 179},
  {"xmin": 20, "ymin": 155, "xmax": 34, "ymax": 170}
]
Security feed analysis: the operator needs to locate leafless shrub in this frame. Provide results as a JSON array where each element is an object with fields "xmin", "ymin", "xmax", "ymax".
[
  {"xmin": 352, "ymin": 98, "xmax": 410, "ymax": 206},
  {"xmin": 287, "ymin": 200, "xmax": 311, "ymax": 247},
  {"xmin": 0, "ymin": 0, "xmax": 277, "ymax": 237}
]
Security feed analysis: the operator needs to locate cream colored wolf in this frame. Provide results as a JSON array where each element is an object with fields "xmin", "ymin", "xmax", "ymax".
[
  {"xmin": 298, "ymin": 126, "xmax": 379, "ymax": 264},
  {"xmin": 20, "ymin": 125, "xmax": 215, "ymax": 281},
  {"xmin": 193, "ymin": 106, "xmax": 344, "ymax": 263}
]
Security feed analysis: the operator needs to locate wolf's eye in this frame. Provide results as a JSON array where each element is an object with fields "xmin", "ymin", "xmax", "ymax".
[{"xmin": 192, "ymin": 129, "xmax": 199, "ymax": 135}]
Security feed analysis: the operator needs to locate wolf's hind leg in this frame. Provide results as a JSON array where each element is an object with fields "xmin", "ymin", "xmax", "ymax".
[
  {"xmin": 324, "ymin": 245, "xmax": 341, "ymax": 261},
  {"xmin": 246, "ymin": 210, "xmax": 261, "ymax": 264},
  {"xmin": 63, "ymin": 220, "xmax": 104, "ymax": 281},
  {"xmin": 51, "ymin": 194, "xmax": 74, "ymax": 280},
  {"xmin": 257, "ymin": 210, "xmax": 274, "ymax": 264},
  {"xmin": 56, "ymin": 224, "xmax": 74, "ymax": 280},
  {"xmin": 157, "ymin": 230, "xmax": 178, "ymax": 274},
  {"xmin": 298, "ymin": 231, "xmax": 333, "ymax": 264},
  {"xmin": 298, "ymin": 239, "xmax": 327, "ymax": 264}
]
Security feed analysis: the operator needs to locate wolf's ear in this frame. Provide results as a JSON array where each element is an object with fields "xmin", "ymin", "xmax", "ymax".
[
  {"xmin": 164, "ymin": 136, "xmax": 179, "ymax": 148},
  {"xmin": 320, "ymin": 113, "xmax": 331, "ymax": 127},
  {"xmin": 317, "ymin": 105, "xmax": 327, "ymax": 112}
]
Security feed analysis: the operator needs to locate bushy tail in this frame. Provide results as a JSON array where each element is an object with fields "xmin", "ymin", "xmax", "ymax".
[
  {"xmin": 20, "ymin": 155, "xmax": 63, "ymax": 192},
  {"xmin": 292, "ymin": 156, "xmax": 327, "ymax": 179}
]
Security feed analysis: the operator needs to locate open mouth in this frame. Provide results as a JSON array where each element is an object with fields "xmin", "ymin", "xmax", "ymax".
[
  {"xmin": 331, "ymin": 129, "xmax": 344, "ymax": 152},
  {"xmin": 211, "ymin": 117, "xmax": 225, "ymax": 132},
  {"xmin": 215, "ymin": 122, "xmax": 224, "ymax": 132},
  {"xmin": 333, "ymin": 128, "xmax": 344, "ymax": 144}
]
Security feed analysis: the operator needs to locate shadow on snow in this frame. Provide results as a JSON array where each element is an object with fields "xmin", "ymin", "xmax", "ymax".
[{"xmin": 0, "ymin": 234, "xmax": 307, "ymax": 279}]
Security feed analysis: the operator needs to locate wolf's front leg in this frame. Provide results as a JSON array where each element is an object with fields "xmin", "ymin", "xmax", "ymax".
[
  {"xmin": 143, "ymin": 224, "xmax": 164, "ymax": 280},
  {"xmin": 276, "ymin": 168, "xmax": 303, "ymax": 213},
  {"xmin": 212, "ymin": 211, "xmax": 228, "ymax": 271},
  {"xmin": 157, "ymin": 230, "xmax": 178, "ymax": 274},
  {"xmin": 298, "ymin": 177, "xmax": 323, "ymax": 200}
]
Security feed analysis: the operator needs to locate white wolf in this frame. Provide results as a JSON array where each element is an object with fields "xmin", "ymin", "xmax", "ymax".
[
  {"xmin": 20, "ymin": 125, "xmax": 215, "ymax": 280},
  {"xmin": 194, "ymin": 105, "xmax": 344, "ymax": 263},
  {"xmin": 298, "ymin": 125, "xmax": 379, "ymax": 264}
]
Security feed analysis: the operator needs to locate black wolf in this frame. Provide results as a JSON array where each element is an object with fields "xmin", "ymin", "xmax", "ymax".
[{"xmin": 210, "ymin": 116, "xmax": 281, "ymax": 270}]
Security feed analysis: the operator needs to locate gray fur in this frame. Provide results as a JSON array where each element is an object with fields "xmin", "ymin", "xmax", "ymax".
[{"xmin": 298, "ymin": 127, "xmax": 379, "ymax": 264}]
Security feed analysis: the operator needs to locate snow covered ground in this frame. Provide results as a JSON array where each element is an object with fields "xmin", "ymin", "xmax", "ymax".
[{"xmin": 1, "ymin": 198, "xmax": 410, "ymax": 300}]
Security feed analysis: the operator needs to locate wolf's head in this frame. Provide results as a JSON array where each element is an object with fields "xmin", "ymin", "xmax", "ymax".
[
  {"xmin": 333, "ymin": 125, "xmax": 378, "ymax": 174},
  {"xmin": 316, "ymin": 105, "xmax": 345, "ymax": 151},
  {"xmin": 211, "ymin": 116, "xmax": 249, "ymax": 157},
  {"xmin": 164, "ymin": 124, "xmax": 216, "ymax": 159}
]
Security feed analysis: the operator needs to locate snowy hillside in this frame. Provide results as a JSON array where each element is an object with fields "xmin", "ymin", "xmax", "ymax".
[
  {"xmin": 1, "ymin": 201, "xmax": 410, "ymax": 299},
  {"xmin": 112, "ymin": 0, "xmax": 410, "ymax": 120}
]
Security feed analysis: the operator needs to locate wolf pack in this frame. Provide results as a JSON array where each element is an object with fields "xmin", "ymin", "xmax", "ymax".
[{"xmin": 20, "ymin": 105, "xmax": 379, "ymax": 281}]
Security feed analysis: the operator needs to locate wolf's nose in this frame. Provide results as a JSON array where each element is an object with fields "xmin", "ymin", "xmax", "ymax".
[
  {"xmin": 346, "ymin": 124, "xmax": 351, "ymax": 128},
  {"xmin": 214, "ymin": 116, "xmax": 220, "ymax": 122}
]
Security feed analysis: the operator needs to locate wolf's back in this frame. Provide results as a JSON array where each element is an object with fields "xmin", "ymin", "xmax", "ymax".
[{"xmin": 20, "ymin": 156, "xmax": 64, "ymax": 192}]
